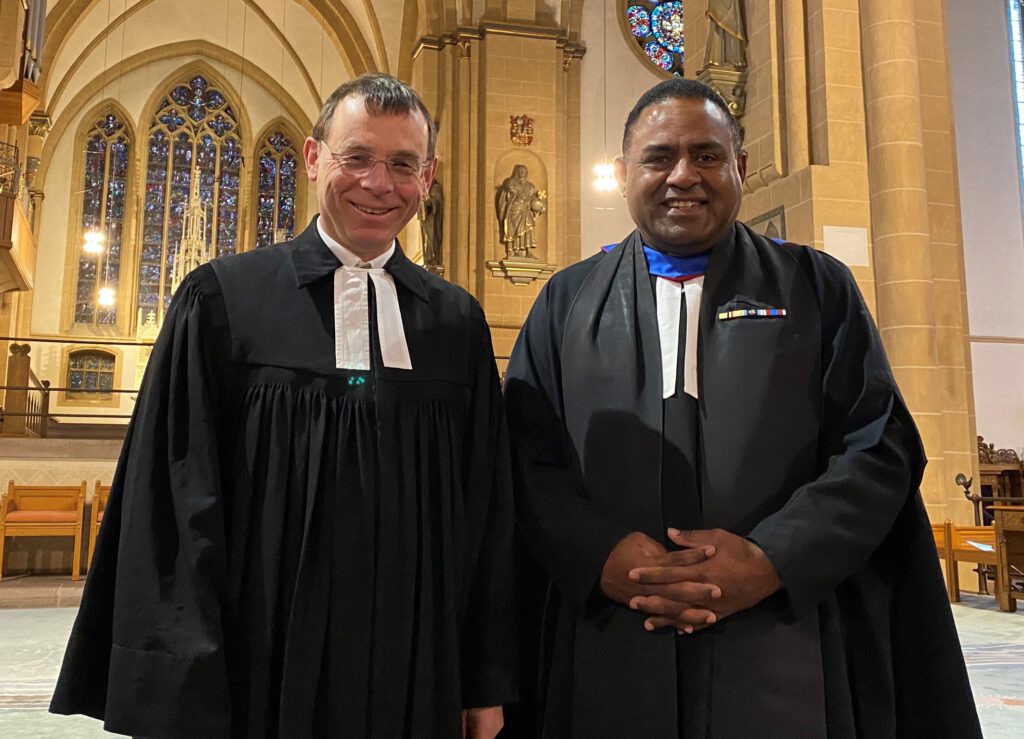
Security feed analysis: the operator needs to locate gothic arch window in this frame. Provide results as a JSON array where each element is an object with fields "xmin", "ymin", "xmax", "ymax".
[
  {"xmin": 139, "ymin": 75, "xmax": 243, "ymax": 321},
  {"xmin": 254, "ymin": 130, "xmax": 299, "ymax": 248},
  {"xmin": 73, "ymin": 112, "xmax": 131, "ymax": 325},
  {"xmin": 622, "ymin": 1, "xmax": 685, "ymax": 76}
]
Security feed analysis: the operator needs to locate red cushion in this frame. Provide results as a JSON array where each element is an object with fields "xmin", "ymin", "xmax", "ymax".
[{"xmin": 6, "ymin": 510, "xmax": 77, "ymax": 523}]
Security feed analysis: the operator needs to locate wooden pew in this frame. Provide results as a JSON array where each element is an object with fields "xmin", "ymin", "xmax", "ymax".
[
  {"xmin": 932, "ymin": 522, "xmax": 955, "ymax": 599},
  {"xmin": 0, "ymin": 481, "xmax": 87, "ymax": 580},
  {"xmin": 88, "ymin": 481, "xmax": 111, "ymax": 566},
  {"xmin": 942, "ymin": 521, "xmax": 999, "ymax": 603}
]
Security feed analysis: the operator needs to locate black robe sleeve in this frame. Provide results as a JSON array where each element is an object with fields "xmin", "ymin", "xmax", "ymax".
[
  {"xmin": 50, "ymin": 265, "xmax": 232, "ymax": 738},
  {"xmin": 459, "ymin": 311, "xmax": 518, "ymax": 707},
  {"xmin": 504, "ymin": 267, "xmax": 633, "ymax": 611},
  {"xmin": 747, "ymin": 252, "xmax": 927, "ymax": 618}
]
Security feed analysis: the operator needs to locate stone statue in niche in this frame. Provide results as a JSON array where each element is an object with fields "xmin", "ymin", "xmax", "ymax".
[
  {"xmin": 419, "ymin": 180, "xmax": 444, "ymax": 275},
  {"xmin": 705, "ymin": 0, "xmax": 748, "ymax": 71},
  {"xmin": 496, "ymin": 164, "xmax": 547, "ymax": 259}
]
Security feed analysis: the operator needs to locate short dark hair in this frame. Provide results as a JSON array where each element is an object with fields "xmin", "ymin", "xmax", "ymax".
[
  {"xmin": 312, "ymin": 73, "xmax": 437, "ymax": 159},
  {"xmin": 621, "ymin": 78, "xmax": 744, "ymax": 154}
]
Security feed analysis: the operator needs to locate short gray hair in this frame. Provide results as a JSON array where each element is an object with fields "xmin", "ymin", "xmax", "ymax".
[{"xmin": 312, "ymin": 73, "xmax": 437, "ymax": 158}]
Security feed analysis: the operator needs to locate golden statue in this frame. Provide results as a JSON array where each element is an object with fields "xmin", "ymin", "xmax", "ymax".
[
  {"xmin": 419, "ymin": 180, "xmax": 444, "ymax": 274},
  {"xmin": 705, "ymin": 0, "xmax": 748, "ymax": 71},
  {"xmin": 496, "ymin": 164, "xmax": 547, "ymax": 259}
]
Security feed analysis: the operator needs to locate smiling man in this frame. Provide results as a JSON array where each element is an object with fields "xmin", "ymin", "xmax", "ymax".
[
  {"xmin": 504, "ymin": 79, "xmax": 980, "ymax": 737},
  {"xmin": 50, "ymin": 74, "xmax": 514, "ymax": 738}
]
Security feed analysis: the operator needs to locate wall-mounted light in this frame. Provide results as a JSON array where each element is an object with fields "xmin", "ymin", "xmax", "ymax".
[
  {"xmin": 592, "ymin": 162, "xmax": 617, "ymax": 192},
  {"xmin": 97, "ymin": 286, "xmax": 116, "ymax": 307}
]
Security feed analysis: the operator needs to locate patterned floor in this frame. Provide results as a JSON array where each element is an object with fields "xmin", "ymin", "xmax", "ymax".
[{"xmin": 0, "ymin": 595, "xmax": 1021, "ymax": 737}]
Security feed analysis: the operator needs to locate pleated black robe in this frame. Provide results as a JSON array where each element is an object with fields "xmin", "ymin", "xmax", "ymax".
[
  {"xmin": 503, "ymin": 224, "xmax": 980, "ymax": 738},
  {"xmin": 50, "ymin": 218, "xmax": 517, "ymax": 738}
]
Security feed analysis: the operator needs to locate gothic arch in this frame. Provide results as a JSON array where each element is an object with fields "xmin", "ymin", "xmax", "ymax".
[
  {"xmin": 250, "ymin": 116, "xmax": 310, "ymax": 247},
  {"xmin": 59, "ymin": 98, "xmax": 139, "ymax": 334}
]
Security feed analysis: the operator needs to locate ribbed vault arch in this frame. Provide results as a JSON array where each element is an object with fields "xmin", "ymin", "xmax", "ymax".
[
  {"xmin": 38, "ymin": 42, "xmax": 315, "ymax": 189},
  {"xmin": 43, "ymin": 0, "xmax": 379, "ymax": 103},
  {"xmin": 47, "ymin": 0, "xmax": 322, "ymax": 119}
]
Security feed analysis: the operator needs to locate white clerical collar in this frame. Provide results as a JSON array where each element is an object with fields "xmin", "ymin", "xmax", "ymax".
[
  {"xmin": 655, "ymin": 275, "xmax": 702, "ymax": 400},
  {"xmin": 316, "ymin": 219, "xmax": 412, "ymax": 371}
]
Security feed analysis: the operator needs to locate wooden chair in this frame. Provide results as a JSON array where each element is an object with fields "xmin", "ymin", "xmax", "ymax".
[
  {"xmin": 88, "ymin": 481, "xmax": 111, "ymax": 565},
  {"xmin": 943, "ymin": 521, "xmax": 999, "ymax": 603},
  {"xmin": 0, "ymin": 481, "xmax": 87, "ymax": 581}
]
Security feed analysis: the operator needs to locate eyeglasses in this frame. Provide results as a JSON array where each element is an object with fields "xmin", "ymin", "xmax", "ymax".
[{"xmin": 319, "ymin": 143, "xmax": 430, "ymax": 183}]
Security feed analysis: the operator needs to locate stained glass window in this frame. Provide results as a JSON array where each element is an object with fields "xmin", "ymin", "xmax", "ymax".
[
  {"xmin": 625, "ymin": 1, "xmax": 685, "ymax": 76},
  {"xmin": 67, "ymin": 349, "xmax": 116, "ymax": 399},
  {"xmin": 255, "ymin": 131, "xmax": 299, "ymax": 248},
  {"xmin": 139, "ymin": 75, "xmax": 243, "ymax": 321},
  {"xmin": 74, "ymin": 113, "xmax": 130, "ymax": 325}
]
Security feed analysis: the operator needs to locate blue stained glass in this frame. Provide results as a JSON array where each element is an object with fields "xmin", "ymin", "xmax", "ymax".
[
  {"xmin": 651, "ymin": 2, "xmax": 684, "ymax": 54},
  {"xmin": 269, "ymin": 131, "xmax": 292, "ymax": 153},
  {"xmin": 74, "ymin": 114, "xmax": 130, "ymax": 324},
  {"xmin": 628, "ymin": 6, "xmax": 651, "ymax": 37},
  {"xmin": 256, "ymin": 132, "xmax": 299, "ymax": 247},
  {"xmin": 208, "ymin": 114, "xmax": 233, "ymax": 137},
  {"xmin": 143, "ymin": 75, "xmax": 242, "ymax": 318},
  {"xmin": 623, "ymin": 1, "xmax": 684, "ymax": 76},
  {"xmin": 159, "ymin": 109, "xmax": 185, "ymax": 132},
  {"xmin": 645, "ymin": 40, "xmax": 674, "ymax": 70}
]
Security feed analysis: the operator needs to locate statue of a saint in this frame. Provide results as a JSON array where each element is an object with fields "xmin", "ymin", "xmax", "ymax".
[
  {"xmin": 419, "ymin": 180, "xmax": 444, "ymax": 272},
  {"xmin": 705, "ymin": 0, "xmax": 747, "ymax": 70},
  {"xmin": 496, "ymin": 164, "xmax": 547, "ymax": 259}
]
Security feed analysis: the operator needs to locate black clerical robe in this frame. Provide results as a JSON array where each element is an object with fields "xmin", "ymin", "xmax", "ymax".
[
  {"xmin": 504, "ymin": 224, "xmax": 980, "ymax": 738},
  {"xmin": 50, "ymin": 218, "xmax": 516, "ymax": 738}
]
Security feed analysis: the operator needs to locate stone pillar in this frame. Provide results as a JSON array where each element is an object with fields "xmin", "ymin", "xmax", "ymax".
[
  {"xmin": 781, "ymin": 0, "xmax": 810, "ymax": 173},
  {"xmin": 915, "ymin": 0, "xmax": 979, "ymax": 520},
  {"xmin": 2, "ymin": 343, "xmax": 30, "ymax": 435},
  {"xmin": 860, "ymin": 0, "xmax": 945, "ymax": 510},
  {"xmin": 411, "ymin": 14, "xmax": 583, "ymax": 372}
]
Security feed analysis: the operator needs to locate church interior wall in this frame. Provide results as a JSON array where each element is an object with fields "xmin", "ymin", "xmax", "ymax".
[
  {"xmin": 0, "ymin": 0, "xmax": 1015, "ymax": 546},
  {"xmin": 956, "ymin": 0, "xmax": 1024, "ymax": 444},
  {"xmin": 948, "ymin": 0, "xmax": 1024, "ymax": 454},
  {"xmin": 577, "ymin": 0, "xmax": 661, "ymax": 258}
]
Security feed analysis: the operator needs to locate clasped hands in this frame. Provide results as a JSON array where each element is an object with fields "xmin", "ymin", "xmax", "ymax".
[{"xmin": 599, "ymin": 528, "xmax": 782, "ymax": 634}]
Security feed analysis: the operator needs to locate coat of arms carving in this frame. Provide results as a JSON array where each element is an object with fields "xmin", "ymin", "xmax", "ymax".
[{"xmin": 509, "ymin": 114, "xmax": 534, "ymax": 147}]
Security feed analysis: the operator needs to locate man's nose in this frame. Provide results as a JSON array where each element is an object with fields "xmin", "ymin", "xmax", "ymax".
[
  {"xmin": 665, "ymin": 158, "xmax": 700, "ymax": 188},
  {"xmin": 360, "ymin": 159, "xmax": 396, "ymax": 192}
]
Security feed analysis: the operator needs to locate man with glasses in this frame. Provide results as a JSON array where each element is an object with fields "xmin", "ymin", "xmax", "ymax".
[{"xmin": 51, "ymin": 74, "xmax": 515, "ymax": 738}]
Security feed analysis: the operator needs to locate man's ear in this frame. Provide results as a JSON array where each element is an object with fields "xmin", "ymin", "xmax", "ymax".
[
  {"xmin": 736, "ymin": 149, "xmax": 748, "ymax": 184},
  {"xmin": 303, "ymin": 137, "xmax": 320, "ymax": 181},
  {"xmin": 422, "ymin": 158, "xmax": 438, "ymax": 192},
  {"xmin": 614, "ymin": 155, "xmax": 627, "ymax": 197}
]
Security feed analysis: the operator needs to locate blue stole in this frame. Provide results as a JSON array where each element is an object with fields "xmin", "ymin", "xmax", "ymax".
[{"xmin": 602, "ymin": 242, "xmax": 710, "ymax": 282}]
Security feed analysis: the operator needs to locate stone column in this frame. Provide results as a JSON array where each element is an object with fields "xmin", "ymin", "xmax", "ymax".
[
  {"xmin": 860, "ymin": 0, "xmax": 945, "ymax": 510},
  {"xmin": 916, "ymin": 0, "xmax": 979, "ymax": 520},
  {"xmin": 781, "ymin": 0, "xmax": 809, "ymax": 173}
]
